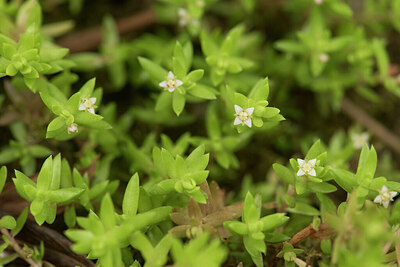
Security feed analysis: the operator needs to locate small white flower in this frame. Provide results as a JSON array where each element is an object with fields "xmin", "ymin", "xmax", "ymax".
[
  {"xmin": 374, "ymin": 185, "xmax": 398, "ymax": 208},
  {"xmin": 314, "ymin": 0, "xmax": 323, "ymax": 4},
  {"xmin": 319, "ymin": 53, "xmax": 329, "ymax": 63},
  {"xmin": 79, "ymin": 97, "xmax": 96, "ymax": 114},
  {"xmin": 197, "ymin": 0, "xmax": 205, "ymax": 8},
  {"xmin": 159, "ymin": 71, "xmax": 183, "ymax": 93},
  {"xmin": 234, "ymin": 105, "xmax": 254, "ymax": 128},
  {"xmin": 178, "ymin": 8, "xmax": 199, "ymax": 27},
  {"xmin": 297, "ymin": 158, "xmax": 317, "ymax": 177},
  {"xmin": 351, "ymin": 132, "xmax": 369, "ymax": 149},
  {"xmin": 68, "ymin": 123, "xmax": 78, "ymax": 134}
]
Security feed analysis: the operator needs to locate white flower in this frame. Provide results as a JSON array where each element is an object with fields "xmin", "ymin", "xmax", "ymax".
[
  {"xmin": 314, "ymin": 0, "xmax": 323, "ymax": 4},
  {"xmin": 196, "ymin": 0, "xmax": 205, "ymax": 8},
  {"xmin": 374, "ymin": 185, "xmax": 398, "ymax": 208},
  {"xmin": 177, "ymin": 8, "xmax": 200, "ymax": 28},
  {"xmin": 351, "ymin": 132, "xmax": 369, "ymax": 149},
  {"xmin": 319, "ymin": 53, "xmax": 329, "ymax": 63},
  {"xmin": 234, "ymin": 105, "xmax": 254, "ymax": 128},
  {"xmin": 159, "ymin": 71, "xmax": 183, "ymax": 93},
  {"xmin": 79, "ymin": 97, "xmax": 96, "ymax": 114},
  {"xmin": 297, "ymin": 158, "xmax": 317, "ymax": 177},
  {"xmin": 68, "ymin": 123, "xmax": 78, "ymax": 134}
]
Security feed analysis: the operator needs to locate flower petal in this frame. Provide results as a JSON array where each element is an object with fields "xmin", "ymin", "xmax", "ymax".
[
  {"xmin": 159, "ymin": 81, "xmax": 167, "ymax": 88},
  {"xmin": 381, "ymin": 185, "xmax": 388, "ymax": 192},
  {"xmin": 90, "ymin": 97, "xmax": 96, "ymax": 104},
  {"xmin": 78, "ymin": 104, "xmax": 85, "ymax": 111},
  {"xmin": 234, "ymin": 105, "xmax": 243, "ymax": 114},
  {"xmin": 176, "ymin": 80, "xmax": 183, "ymax": 87},
  {"xmin": 178, "ymin": 8, "xmax": 187, "ymax": 16},
  {"xmin": 374, "ymin": 195, "xmax": 382, "ymax": 203},
  {"xmin": 383, "ymin": 201, "xmax": 389, "ymax": 208},
  {"xmin": 309, "ymin": 169, "xmax": 316, "ymax": 177},
  {"xmin": 297, "ymin": 159, "xmax": 305, "ymax": 166},
  {"xmin": 244, "ymin": 118, "xmax": 252, "ymax": 128},
  {"xmin": 88, "ymin": 108, "xmax": 95, "ymax": 114},
  {"xmin": 168, "ymin": 87, "xmax": 175, "ymax": 92},
  {"xmin": 245, "ymin": 107, "xmax": 254, "ymax": 116},
  {"xmin": 297, "ymin": 169, "xmax": 305, "ymax": 176},
  {"xmin": 168, "ymin": 71, "xmax": 174, "ymax": 79},
  {"xmin": 308, "ymin": 159, "xmax": 317, "ymax": 167},
  {"xmin": 234, "ymin": 117, "xmax": 242, "ymax": 125},
  {"xmin": 390, "ymin": 191, "xmax": 398, "ymax": 198}
]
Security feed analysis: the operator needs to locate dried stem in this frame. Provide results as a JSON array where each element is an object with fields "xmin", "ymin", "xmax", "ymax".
[
  {"xmin": 269, "ymin": 222, "xmax": 334, "ymax": 266},
  {"xmin": 57, "ymin": 9, "xmax": 156, "ymax": 53},
  {"xmin": 287, "ymin": 222, "xmax": 333, "ymax": 246},
  {"xmin": 341, "ymin": 97, "xmax": 400, "ymax": 154},
  {"xmin": 0, "ymin": 227, "xmax": 41, "ymax": 267}
]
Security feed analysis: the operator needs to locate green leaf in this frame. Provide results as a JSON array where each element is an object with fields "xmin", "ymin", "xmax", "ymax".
[
  {"xmin": 243, "ymin": 235, "xmax": 264, "ymax": 267},
  {"xmin": 186, "ymin": 69, "xmax": 204, "ymax": 83},
  {"xmin": 308, "ymin": 182, "xmax": 337, "ymax": 193},
  {"xmin": 37, "ymin": 156, "xmax": 53, "ymax": 190},
  {"xmin": 223, "ymin": 221, "xmax": 248, "ymax": 235},
  {"xmin": 0, "ymin": 216, "xmax": 16, "ymax": 230},
  {"xmin": 122, "ymin": 173, "xmax": 140, "ymax": 216},
  {"xmin": 79, "ymin": 78, "xmax": 96, "ymax": 99},
  {"xmin": 100, "ymin": 194, "xmax": 116, "ymax": 229},
  {"xmin": 306, "ymin": 139, "xmax": 325, "ymax": 159},
  {"xmin": 155, "ymin": 91, "xmax": 172, "ymax": 111},
  {"xmin": 189, "ymin": 84, "xmax": 216, "ymax": 100},
  {"xmin": 0, "ymin": 166, "xmax": 7, "ymax": 194},
  {"xmin": 243, "ymin": 192, "xmax": 258, "ymax": 224},
  {"xmin": 200, "ymin": 30, "xmax": 218, "ymax": 56},
  {"xmin": 11, "ymin": 207, "xmax": 28, "ymax": 237},
  {"xmin": 48, "ymin": 188, "xmax": 84, "ymax": 202},
  {"xmin": 173, "ymin": 41, "xmax": 187, "ymax": 78},
  {"xmin": 249, "ymin": 77, "xmax": 269, "ymax": 101},
  {"xmin": 260, "ymin": 213, "xmax": 289, "ymax": 231},
  {"xmin": 287, "ymin": 202, "xmax": 320, "ymax": 216},
  {"xmin": 172, "ymin": 92, "xmax": 185, "ymax": 116},
  {"xmin": 273, "ymin": 163, "xmax": 295, "ymax": 184},
  {"xmin": 29, "ymin": 145, "xmax": 52, "ymax": 158},
  {"xmin": 64, "ymin": 206, "xmax": 76, "ymax": 228},
  {"xmin": 332, "ymin": 168, "xmax": 357, "ymax": 193},
  {"xmin": 138, "ymin": 57, "xmax": 168, "ymax": 82},
  {"xmin": 206, "ymin": 104, "xmax": 221, "ymax": 139},
  {"xmin": 356, "ymin": 145, "xmax": 377, "ymax": 182}
]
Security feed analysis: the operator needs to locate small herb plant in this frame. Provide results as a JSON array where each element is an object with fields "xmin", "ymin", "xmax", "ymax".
[{"xmin": 0, "ymin": 0, "xmax": 400, "ymax": 266}]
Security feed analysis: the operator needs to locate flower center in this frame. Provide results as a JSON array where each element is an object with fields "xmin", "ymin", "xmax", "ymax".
[
  {"xmin": 238, "ymin": 110, "xmax": 250, "ymax": 122},
  {"xmin": 82, "ymin": 98, "xmax": 94, "ymax": 109},
  {"xmin": 381, "ymin": 191, "xmax": 393, "ymax": 202},
  {"xmin": 166, "ymin": 78, "xmax": 176, "ymax": 88},
  {"xmin": 300, "ymin": 161, "xmax": 313, "ymax": 174}
]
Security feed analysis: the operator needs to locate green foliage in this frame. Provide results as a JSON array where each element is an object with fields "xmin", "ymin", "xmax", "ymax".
[
  {"xmin": 0, "ymin": 0, "xmax": 400, "ymax": 266},
  {"xmin": 224, "ymin": 192, "xmax": 289, "ymax": 266},
  {"xmin": 150, "ymin": 145, "xmax": 210, "ymax": 203},
  {"xmin": 12, "ymin": 155, "xmax": 84, "ymax": 225}
]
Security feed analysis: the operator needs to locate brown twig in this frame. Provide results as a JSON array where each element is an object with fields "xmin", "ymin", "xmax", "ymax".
[
  {"xmin": 57, "ymin": 9, "xmax": 156, "ymax": 53},
  {"xmin": 341, "ymin": 97, "xmax": 400, "ymax": 154},
  {"xmin": 0, "ymin": 227, "xmax": 40, "ymax": 267},
  {"xmin": 287, "ymin": 222, "xmax": 333, "ymax": 246},
  {"xmin": 269, "ymin": 222, "xmax": 334, "ymax": 266}
]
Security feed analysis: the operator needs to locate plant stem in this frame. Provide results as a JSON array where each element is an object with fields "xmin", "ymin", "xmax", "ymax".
[
  {"xmin": 341, "ymin": 97, "xmax": 400, "ymax": 153},
  {"xmin": 0, "ymin": 227, "xmax": 41, "ymax": 267},
  {"xmin": 57, "ymin": 9, "xmax": 155, "ymax": 53}
]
